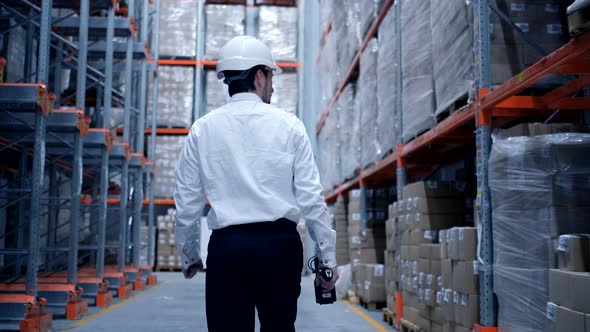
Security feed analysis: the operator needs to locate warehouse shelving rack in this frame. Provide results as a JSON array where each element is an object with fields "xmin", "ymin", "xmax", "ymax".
[
  {"xmin": 0, "ymin": 0, "xmax": 160, "ymax": 328},
  {"xmin": 311, "ymin": 0, "xmax": 590, "ymax": 330}
]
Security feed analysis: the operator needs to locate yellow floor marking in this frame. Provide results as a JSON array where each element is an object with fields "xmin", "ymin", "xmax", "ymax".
[
  {"xmin": 342, "ymin": 300, "xmax": 389, "ymax": 332},
  {"xmin": 63, "ymin": 281, "xmax": 166, "ymax": 330}
]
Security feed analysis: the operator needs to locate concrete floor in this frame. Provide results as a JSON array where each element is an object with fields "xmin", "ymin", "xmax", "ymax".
[{"xmin": 52, "ymin": 272, "xmax": 396, "ymax": 332}]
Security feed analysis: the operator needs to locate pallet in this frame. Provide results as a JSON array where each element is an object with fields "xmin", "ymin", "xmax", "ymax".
[
  {"xmin": 382, "ymin": 307, "xmax": 395, "ymax": 326},
  {"xmin": 435, "ymin": 92, "xmax": 470, "ymax": 124},
  {"xmin": 400, "ymin": 318, "xmax": 423, "ymax": 332},
  {"xmin": 569, "ymin": 4, "xmax": 590, "ymax": 36},
  {"xmin": 359, "ymin": 298, "xmax": 386, "ymax": 311}
]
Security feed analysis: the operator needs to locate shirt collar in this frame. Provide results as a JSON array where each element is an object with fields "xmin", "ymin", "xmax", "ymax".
[{"xmin": 229, "ymin": 92, "xmax": 262, "ymax": 103}]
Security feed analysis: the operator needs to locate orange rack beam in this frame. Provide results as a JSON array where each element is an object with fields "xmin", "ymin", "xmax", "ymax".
[{"xmin": 316, "ymin": 0, "xmax": 394, "ymax": 136}]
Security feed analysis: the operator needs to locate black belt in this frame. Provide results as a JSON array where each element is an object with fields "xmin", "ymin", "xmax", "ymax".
[{"xmin": 213, "ymin": 218, "xmax": 296, "ymax": 234}]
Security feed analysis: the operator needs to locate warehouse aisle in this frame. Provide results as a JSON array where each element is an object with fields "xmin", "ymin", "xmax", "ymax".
[{"xmin": 58, "ymin": 272, "xmax": 393, "ymax": 332}]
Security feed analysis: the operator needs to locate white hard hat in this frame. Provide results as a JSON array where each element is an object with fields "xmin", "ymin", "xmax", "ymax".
[{"xmin": 216, "ymin": 36, "xmax": 282, "ymax": 80}]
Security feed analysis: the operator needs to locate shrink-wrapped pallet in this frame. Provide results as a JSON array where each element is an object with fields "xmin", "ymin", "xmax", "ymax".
[
  {"xmin": 359, "ymin": 38, "xmax": 379, "ymax": 168},
  {"xmin": 147, "ymin": 66, "xmax": 194, "ymax": 128},
  {"xmin": 318, "ymin": 105, "xmax": 340, "ymax": 191},
  {"xmin": 377, "ymin": 8, "xmax": 397, "ymax": 157},
  {"xmin": 206, "ymin": 70, "xmax": 229, "ymax": 113},
  {"xmin": 158, "ymin": 1, "xmax": 197, "ymax": 57},
  {"xmin": 257, "ymin": 6, "xmax": 297, "ymax": 61},
  {"xmin": 339, "ymin": 84, "xmax": 358, "ymax": 181},
  {"xmin": 205, "ymin": 5, "xmax": 245, "ymax": 58},
  {"xmin": 271, "ymin": 72, "xmax": 297, "ymax": 114},
  {"xmin": 149, "ymin": 135, "xmax": 185, "ymax": 198}
]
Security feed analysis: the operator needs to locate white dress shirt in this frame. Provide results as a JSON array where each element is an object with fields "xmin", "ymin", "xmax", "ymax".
[{"xmin": 174, "ymin": 92, "xmax": 336, "ymax": 269}]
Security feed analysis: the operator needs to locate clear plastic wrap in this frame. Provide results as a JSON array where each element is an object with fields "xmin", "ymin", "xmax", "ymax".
[
  {"xmin": 205, "ymin": 5, "xmax": 245, "ymax": 58},
  {"xmin": 158, "ymin": 0, "xmax": 197, "ymax": 57},
  {"xmin": 430, "ymin": 0, "xmax": 474, "ymax": 116},
  {"xmin": 319, "ymin": 30, "xmax": 338, "ymax": 111},
  {"xmin": 339, "ymin": 83, "xmax": 358, "ymax": 181},
  {"xmin": 148, "ymin": 135, "xmax": 185, "ymax": 198},
  {"xmin": 147, "ymin": 65, "xmax": 194, "ymax": 128},
  {"xmin": 489, "ymin": 132, "xmax": 590, "ymax": 332},
  {"xmin": 206, "ymin": 70, "xmax": 229, "ymax": 113},
  {"xmin": 359, "ymin": 38, "xmax": 379, "ymax": 168},
  {"xmin": 257, "ymin": 6, "xmax": 297, "ymax": 61},
  {"xmin": 401, "ymin": 0, "xmax": 435, "ymax": 142},
  {"xmin": 318, "ymin": 102, "xmax": 340, "ymax": 190},
  {"xmin": 376, "ymin": 8, "xmax": 397, "ymax": 157},
  {"xmin": 271, "ymin": 72, "xmax": 297, "ymax": 114}
]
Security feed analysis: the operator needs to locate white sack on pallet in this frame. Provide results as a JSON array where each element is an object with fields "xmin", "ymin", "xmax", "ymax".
[
  {"xmin": 338, "ymin": 83, "xmax": 358, "ymax": 181},
  {"xmin": 147, "ymin": 65, "xmax": 194, "ymax": 128},
  {"xmin": 430, "ymin": 0, "xmax": 474, "ymax": 116},
  {"xmin": 401, "ymin": 0, "xmax": 435, "ymax": 142},
  {"xmin": 376, "ymin": 8, "xmax": 397, "ymax": 157},
  {"xmin": 148, "ymin": 135, "xmax": 185, "ymax": 198},
  {"xmin": 206, "ymin": 70, "xmax": 229, "ymax": 113},
  {"xmin": 158, "ymin": 0, "xmax": 197, "ymax": 57},
  {"xmin": 359, "ymin": 38, "xmax": 380, "ymax": 168},
  {"xmin": 489, "ymin": 132, "xmax": 590, "ymax": 332},
  {"xmin": 205, "ymin": 5, "xmax": 245, "ymax": 58},
  {"xmin": 257, "ymin": 6, "xmax": 297, "ymax": 61},
  {"xmin": 271, "ymin": 72, "xmax": 297, "ymax": 114}
]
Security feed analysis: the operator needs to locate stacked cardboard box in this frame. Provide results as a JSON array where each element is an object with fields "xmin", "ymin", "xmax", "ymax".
[
  {"xmin": 156, "ymin": 209, "xmax": 182, "ymax": 270},
  {"xmin": 399, "ymin": 181, "xmax": 472, "ymax": 331},
  {"xmin": 139, "ymin": 224, "xmax": 155, "ymax": 267},
  {"xmin": 349, "ymin": 188, "xmax": 395, "ymax": 302},
  {"xmin": 439, "ymin": 227, "xmax": 479, "ymax": 332},
  {"xmin": 489, "ymin": 126, "xmax": 590, "ymax": 331},
  {"xmin": 486, "ymin": 0, "xmax": 570, "ymax": 85},
  {"xmin": 385, "ymin": 203, "xmax": 399, "ymax": 315},
  {"xmin": 334, "ymin": 196, "xmax": 350, "ymax": 266},
  {"xmin": 547, "ymin": 234, "xmax": 590, "ymax": 332}
]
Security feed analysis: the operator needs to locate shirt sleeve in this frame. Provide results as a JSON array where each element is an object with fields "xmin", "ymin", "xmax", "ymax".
[
  {"xmin": 292, "ymin": 120, "xmax": 337, "ymax": 268},
  {"xmin": 174, "ymin": 123, "xmax": 206, "ymax": 270}
]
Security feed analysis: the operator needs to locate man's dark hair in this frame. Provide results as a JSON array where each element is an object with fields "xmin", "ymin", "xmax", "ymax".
[{"xmin": 224, "ymin": 65, "xmax": 269, "ymax": 96}]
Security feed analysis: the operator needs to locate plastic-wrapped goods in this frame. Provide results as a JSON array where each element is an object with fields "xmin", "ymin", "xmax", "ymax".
[
  {"xmin": 376, "ymin": 8, "xmax": 397, "ymax": 157},
  {"xmin": 318, "ymin": 106, "xmax": 340, "ymax": 191},
  {"xmin": 319, "ymin": 0, "xmax": 333, "ymax": 32},
  {"xmin": 430, "ymin": 0, "xmax": 474, "ymax": 116},
  {"xmin": 357, "ymin": 0, "xmax": 384, "ymax": 36},
  {"xmin": 319, "ymin": 30, "xmax": 338, "ymax": 111},
  {"xmin": 205, "ymin": 5, "xmax": 245, "ymax": 58},
  {"xmin": 257, "ymin": 6, "xmax": 297, "ymax": 61},
  {"xmin": 158, "ymin": 1, "xmax": 197, "ymax": 57},
  {"xmin": 401, "ymin": 0, "xmax": 435, "ymax": 143},
  {"xmin": 338, "ymin": 84, "xmax": 358, "ymax": 181},
  {"xmin": 206, "ymin": 70, "xmax": 229, "ymax": 113},
  {"xmin": 359, "ymin": 38, "xmax": 380, "ymax": 168},
  {"xmin": 0, "ymin": 16, "xmax": 27, "ymax": 83},
  {"xmin": 147, "ymin": 65, "xmax": 194, "ymax": 128},
  {"xmin": 351, "ymin": 86, "xmax": 362, "ymax": 175},
  {"xmin": 271, "ymin": 72, "xmax": 297, "ymax": 114},
  {"xmin": 489, "ymin": 132, "xmax": 590, "ymax": 332},
  {"xmin": 479, "ymin": 0, "xmax": 571, "ymax": 86},
  {"xmin": 149, "ymin": 135, "xmax": 185, "ymax": 198}
]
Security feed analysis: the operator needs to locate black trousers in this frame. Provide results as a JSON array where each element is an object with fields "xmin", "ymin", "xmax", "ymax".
[{"xmin": 206, "ymin": 218, "xmax": 303, "ymax": 332}]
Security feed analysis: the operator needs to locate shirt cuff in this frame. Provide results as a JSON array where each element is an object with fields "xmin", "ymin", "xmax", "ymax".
[{"xmin": 179, "ymin": 238, "xmax": 201, "ymax": 270}]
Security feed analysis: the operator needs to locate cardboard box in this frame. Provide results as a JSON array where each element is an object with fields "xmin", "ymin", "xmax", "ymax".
[
  {"xmin": 455, "ymin": 324, "xmax": 473, "ymax": 332},
  {"xmin": 408, "ymin": 197, "xmax": 468, "ymax": 214},
  {"xmin": 409, "ymin": 245, "xmax": 420, "ymax": 261},
  {"xmin": 556, "ymin": 234, "xmax": 590, "ymax": 272},
  {"xmin": 549, "ymin": 269, "xmax": 590, "ymax": 314},
  {"xmin": 411, "ymin": 230, "xmax": 437, "ymax": 245},
  {"xmin": 360, "ymin": 248, "xmax": 385, "ymax": 264},
  {"xmin": 431, "ymin": 322, "xmax": 443, "ymax": 332},
  {"xmin": 442, "ymin": 259, "xmax": 453, "ymax": 289},
  {"xmin": 401, "ymin": 230, "xmax": 411, "ymax": 245},
  {"xmin": 402, "ymin": 181, "xmax": 461, "ymax": 198},
  {"xmin": 442, "ymin": 288, "xmax": 455, "ymax": 322},
  {"xmin": 454, "ymin": 227, "xmax": 477, "ymax": 261},
  {"xmin": 432, "ymin": 305, "xmax": 445, "ymax": 324},
  {"xmin": 456, "ymin": 293, "xmax": 479, "ymax": 328},
  {"xmin": 418, "ymin": 259, "xmax": 431, "ymax": 276},
  {"xmin": 453, "ymin": 261, "xmax": 479, "ymax": 295},
  {"xmin": 440, "ymin": 229, "xmax": 448, "ymax": 259},
  {"xmin": 546, "ymin": 302, "xmax": 586, "ymax": 332},
  {"xmin": 431, "ymin": 260, "xmax": 442, "ymax": 276},
  {"xmin": 415, "ymin": 213, "xmax": 464, "ymax": 231},
  {"xmin": 403, "ymin": 305, "xmax": 420, "ymax": 324}
]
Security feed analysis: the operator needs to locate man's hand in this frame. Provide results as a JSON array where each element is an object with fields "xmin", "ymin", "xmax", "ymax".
[
  {"xmin": 314, "ymin": 267, "xmax": 340, "ymax": 291},
  {"xmin": 182, "ymin": 259, "xmax": 204, "ymax": 279}
]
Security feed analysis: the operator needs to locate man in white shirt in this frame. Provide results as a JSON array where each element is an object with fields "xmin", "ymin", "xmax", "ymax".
[{"xmin": 174, "ymin": 36, "xmax": 338, "ymax": 331}]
